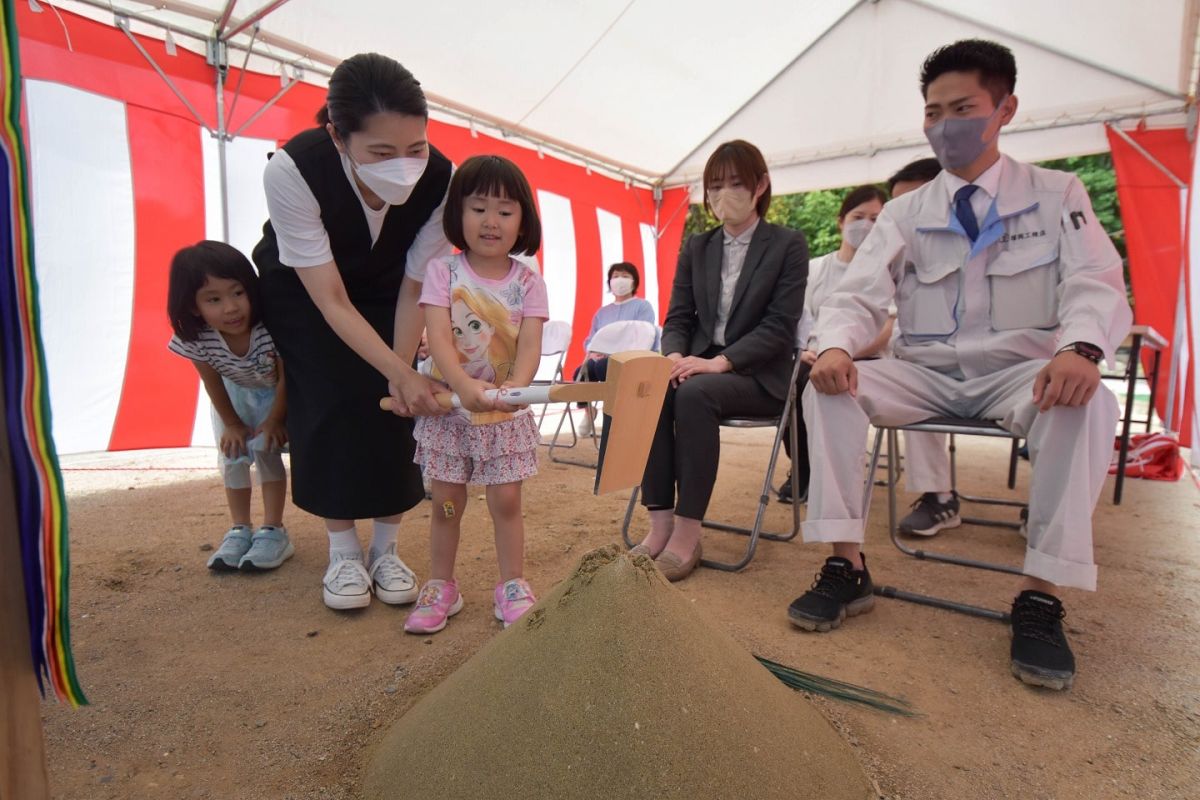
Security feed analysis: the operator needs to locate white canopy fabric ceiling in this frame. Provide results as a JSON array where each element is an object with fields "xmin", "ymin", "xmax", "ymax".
[{"xmin": 46, "ymin": 0, "xmax": 1199, "ymax": 194}]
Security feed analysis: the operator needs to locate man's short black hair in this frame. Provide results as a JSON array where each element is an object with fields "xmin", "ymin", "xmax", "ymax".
[
  {"xmin": 920, "ymin": 39, "xmax": 1016, "ymax": 105},
  {"xmin": 887, "ymin": 158, "xmax": 942, "ymax": 195}
]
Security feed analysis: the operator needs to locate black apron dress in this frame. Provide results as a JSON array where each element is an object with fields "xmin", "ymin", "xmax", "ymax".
[{"xmin": 253, "ymin": 128, "xmax": 452, "ymax": 519}]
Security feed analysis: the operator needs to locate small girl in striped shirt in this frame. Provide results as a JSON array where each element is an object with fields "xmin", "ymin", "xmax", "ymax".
[{"xmin": 167, "ymin": 241, "xmax": 292, "ymax": 572}]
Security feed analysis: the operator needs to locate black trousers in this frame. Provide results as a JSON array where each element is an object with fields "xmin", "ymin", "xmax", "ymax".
[
  {"xmin": 781, "ymin": 362, "xmax": 812, "ymax": 491},
  {"xmin": 641, "ymin": 370, "xmax": 781, "ymax": 520}
]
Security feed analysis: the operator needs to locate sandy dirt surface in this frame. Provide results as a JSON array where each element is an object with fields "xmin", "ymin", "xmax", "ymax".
[{"xmin": 42, "ymin": 421, "xmax": 1200, "ymax": 799}]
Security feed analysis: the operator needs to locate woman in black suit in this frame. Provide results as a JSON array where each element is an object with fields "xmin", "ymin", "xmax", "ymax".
[{"xmin": 631, "ymin": 140, "xmax": 808, "ymax": 581}]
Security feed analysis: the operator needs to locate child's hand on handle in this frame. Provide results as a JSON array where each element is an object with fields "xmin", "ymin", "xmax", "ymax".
[
  {"xmin": 458, "ymin": 380, "xmax": 498, "ymax": 414},
  {"xmin": 493, "ymin": 381, "xmax": 522, "ymax": 413},
  {"xmin": 220, "ymin": 420, "xmax": 252, "ymax": 459},
  {"xmin": 258, "ymin": 416, "xmax": 288, "ymax": 450},
  {"xmin": 388, "ymin": 369, "xmax": 449, "ymax": 417}
]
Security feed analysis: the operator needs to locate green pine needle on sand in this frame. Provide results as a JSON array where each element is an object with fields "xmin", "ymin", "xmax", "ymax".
[{"xmin": 755, "ymin": 655, "xmax": 916, "ymax": 717}]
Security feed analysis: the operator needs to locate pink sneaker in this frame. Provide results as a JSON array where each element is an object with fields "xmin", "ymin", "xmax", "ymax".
[
  {"xmin": 493, "ymin": 578, "xmax": 537, "ymax": 628},
  {"xmin": 403, "ymin": 579, "xmax": 463, "ymax": 634}
]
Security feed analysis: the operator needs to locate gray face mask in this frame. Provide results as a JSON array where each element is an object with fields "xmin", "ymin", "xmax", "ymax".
[{"xmin": 924, "ymin": 97, "xmax": 1008, "ymax": 170}]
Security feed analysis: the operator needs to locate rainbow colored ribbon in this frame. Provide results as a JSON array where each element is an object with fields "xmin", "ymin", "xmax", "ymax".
[{"xmin": 1, "ymin": 0, "xmax": 85, "ymax": 706}]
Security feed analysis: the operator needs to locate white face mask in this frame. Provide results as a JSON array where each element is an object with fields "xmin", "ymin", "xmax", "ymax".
[
  {"xmin": 610, "ymin": 276, "xmax": 634, "ymax": 297},
  {"xmin": 842, "ymin": 218, "xmax": 874, "ymax": 249},
  {"xmin": 708, "ymin": 187, "xmax": 757, "ymax": 228},
  {"xmin": 344, "ymin": 152, "xmax": 427, "ymax": 206}
]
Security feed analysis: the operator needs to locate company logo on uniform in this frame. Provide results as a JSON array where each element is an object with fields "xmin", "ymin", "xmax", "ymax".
[{"xmin": 998, "ymin": 230, "xmax": 1047, "ymax": 243}]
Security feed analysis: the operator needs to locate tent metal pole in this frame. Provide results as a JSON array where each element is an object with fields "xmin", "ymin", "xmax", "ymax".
[
  {"xmin": 902, "ymin": 0, "xmax": 1186, "ymax": 101},
  {"xmin": 222, "ymin": 0, "xmax": 292, "ymax": 42},
  {"xmin": 211, "ymin": 38, "xmax": 230, "ymax": 243},
  {"xmin": 230, "ymin": 78, "xmax": 298, "ymax": 139},
  {"xmin": 70, "ymin": 0, "xmax": 334, "ymax": 80},
  {"xmin": 115, "ymin": 17, "xmax": 212, "ymax": 134},
  {"xmin": 224, "ymin": 23, "xmax": 259, "ymax": 133},
  {"xmin": 105, "ymin": 0, "xmax": 660, "ymax": 185},
  {"xmin": 652, "ymin": 184, "xmax": 662, "ymax": 241},
  {"xmin": 214, "ymin": 0, "xmax": 238, "ymax": 38}
]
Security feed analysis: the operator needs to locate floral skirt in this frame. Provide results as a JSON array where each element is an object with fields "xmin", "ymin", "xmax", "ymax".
[{"xmin": 414, "ymin": 411, "xmax": 539, "ymax": 485}]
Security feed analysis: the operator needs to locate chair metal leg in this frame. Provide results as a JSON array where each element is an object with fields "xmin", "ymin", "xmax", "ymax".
[
  {"xmin": 548, "ymin": 403, "xmax": 603, "ymax": 468},
  {"xmin": 699, "ymin": 395, "xmax": 801, "ymax": 571},
  {"xmin": 872, "ymin": 428, "xmax": 1019, "ymax": 623},
  {"xmin": 621, "ymin": 395, "xmax": 801, "ymax": 573}
]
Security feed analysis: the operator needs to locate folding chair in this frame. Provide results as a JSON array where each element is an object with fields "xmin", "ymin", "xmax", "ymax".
[
  {"xmin": 864, "ymin": 418, "xmax": 1027, "ymax": 622},
  {"xmin": 548, "ymin": 320, "xmax": 658, "ymax": 467},
  {"xmin": 532, "ymin": 320, "xmax": 572, "ymax": 440},
  {"xmin": 620, "ymin": 351, "xmax": 804, "ymax": 572}
]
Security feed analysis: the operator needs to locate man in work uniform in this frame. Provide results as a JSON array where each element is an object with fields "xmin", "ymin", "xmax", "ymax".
[{"xmin": 788, "ymin": 39, "xmax": 1131, "ymax": 691}]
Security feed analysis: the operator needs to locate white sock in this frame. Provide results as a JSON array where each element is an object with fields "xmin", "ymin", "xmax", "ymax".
[
  {"xmin": 370, "ymin": 520, "xmax": 401, "ymax": 560},
  {"xmin": 327, "ymin": 527, "xmax": 361, "ymax": 560},
  {"xmin": 936, "ymin": 492, "xmax": 954, "ymax": 504}
]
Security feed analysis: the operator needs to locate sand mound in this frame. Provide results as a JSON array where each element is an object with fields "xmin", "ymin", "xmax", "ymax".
[{"xmin": 363, "ymin": 545, "xmax": 873, "ymax": 800}]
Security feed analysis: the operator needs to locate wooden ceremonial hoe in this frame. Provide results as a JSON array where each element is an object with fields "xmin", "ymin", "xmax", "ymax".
[{"xmin": 380, "ymin": 351, "xmax": 672, "ymax": 494}]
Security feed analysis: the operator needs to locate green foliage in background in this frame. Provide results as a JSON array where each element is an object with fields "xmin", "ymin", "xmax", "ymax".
[{"xmin": 682, "ymin": 153, "xmax": 1123, "ymax": 260}]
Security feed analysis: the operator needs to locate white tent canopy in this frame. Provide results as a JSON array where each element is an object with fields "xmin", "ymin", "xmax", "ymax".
[{"xmin": 40, "ymin": 0, "xmax": 1200, "ymax": 193}]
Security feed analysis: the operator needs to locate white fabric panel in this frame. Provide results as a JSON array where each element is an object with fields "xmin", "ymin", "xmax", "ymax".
[
  {"xmin": 595, "ymin": 208, "xmax": 623, "ymax": 299},
  {"xmin": 58, "ymin": 0, "xmax": 1191, "ymax": 184},
  {"xmin": 668, "ymin": 0, "xmax": 1187, "ymax": 190},
  {"xmin": 201, "ymin": 132, "xmax": 276, "ymax": 256},
  {"xmin": 193, "ymin": 132, "xmax": 276, "ymax": 445},
  {"xmin": 25, "ymin": 80, "xmax": 135, "ymax": 455},
  {"xmin": 536, "ymin": 190, "xmax": 577, "ymax": 330},
  {"xmin": 639, "ymin": 223, "xmax": 659, "ymax": 321}
]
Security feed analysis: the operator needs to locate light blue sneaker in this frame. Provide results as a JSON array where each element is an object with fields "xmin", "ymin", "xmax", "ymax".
[
  {"xmin": 238, "ymin": 526, "xmax": 295, "ymax": 571},
  {"xmin": 208, "ymin": 526, "xmax": 253, "ymax": 571}
]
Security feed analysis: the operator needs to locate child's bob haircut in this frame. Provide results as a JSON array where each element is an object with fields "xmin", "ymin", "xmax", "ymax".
[
  {"xmin": 443, "ymin": 155, "xmax": 541, "ymax": 256},
  {"xmin": 167, "ymin": 240, "xmax": 263, "ymax": 341}
]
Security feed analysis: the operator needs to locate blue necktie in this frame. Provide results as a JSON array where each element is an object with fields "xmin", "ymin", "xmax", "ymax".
[{"xmin": 954, "ymin": 184, "xmax": 979, "ymax": 243}]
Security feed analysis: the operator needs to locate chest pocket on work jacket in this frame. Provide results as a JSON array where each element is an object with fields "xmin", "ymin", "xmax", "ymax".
[
  {"xmin": 897, "ymin": 260, "xmax": 958, "ymax": 339},
  {"xmin": 985, "ymin": 245, "xmax": 1060, "ymax": 331}
]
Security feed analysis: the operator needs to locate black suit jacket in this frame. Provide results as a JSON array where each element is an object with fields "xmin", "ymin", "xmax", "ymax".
[{"xmin": 660, "ymin": 220, "xmax": 808, "ymax": 401}]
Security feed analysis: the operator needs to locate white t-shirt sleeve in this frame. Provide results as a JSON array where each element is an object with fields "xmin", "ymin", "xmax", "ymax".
[
  {"xmin": 404, "ymin": 175, "xmax": 454, "ymax": 281},
  {"xmin": 263, "ymin": 149, "xmax": 335, "ymax": 268}
]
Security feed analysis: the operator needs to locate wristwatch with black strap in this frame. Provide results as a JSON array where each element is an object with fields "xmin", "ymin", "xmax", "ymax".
[{"xmin": 1056, "ymin": 341, "xmax": 1104, "ymax": 364}]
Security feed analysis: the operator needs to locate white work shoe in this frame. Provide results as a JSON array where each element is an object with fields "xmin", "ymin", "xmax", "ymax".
[
  {"xmin": 322, "ymin": 552, "xmax": 372, "ymax": 610},
  {"xmin": 576, "ymin": 408, "xmax": 596, "ymax": 437},
  {"xmin": 368, "ymin": 545, "xmax": 419, "ymax": 605}
]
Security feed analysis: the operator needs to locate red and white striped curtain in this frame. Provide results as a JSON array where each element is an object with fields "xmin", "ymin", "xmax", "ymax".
[{"xmin": 17, "ymin": 4, "xmax": 688, "ymax": 455}]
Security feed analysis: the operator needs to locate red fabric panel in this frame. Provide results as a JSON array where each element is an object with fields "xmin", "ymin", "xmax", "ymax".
[
  {"xmin": 1106, "ymin": 126, "xmax": 1193, "ymax": 443},
  {"xmin": 569, "ymin": 204, "xmax": 604, "ymax": 371},
  {"xmin": 655, "ymin": 188, "xmax": 690, "ymax": 325},
  {"xmin": 108, "ymin": 106, "xmax": 206, "ymax": 450}
]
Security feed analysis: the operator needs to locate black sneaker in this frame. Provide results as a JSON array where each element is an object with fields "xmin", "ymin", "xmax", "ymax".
[
  {"xmin": 775, "ymin": 471, "xmax": 808, "ymax": 505},
  {"xmin": 898, "ymin": 492, "xmax": 961, "ymax": 537},
  {"xmin": 1010, "ymin": 590, "xmax": 1075, "ymax": 691},
  {"xmin": 788, "ymin": 555, "xmax": 874, "ymax": 632}
]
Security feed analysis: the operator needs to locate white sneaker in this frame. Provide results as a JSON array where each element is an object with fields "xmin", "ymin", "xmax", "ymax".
[
  {"xmin": 576, "ymin": 408, "xmax": 595, "ymax": 437},
  {"xmin": 368, "ymin": 545, "xmax": 419, "ymax": 605},
  {"xmin": 322, "ymin": 552, "xmax": 372, "ymax": 610}
]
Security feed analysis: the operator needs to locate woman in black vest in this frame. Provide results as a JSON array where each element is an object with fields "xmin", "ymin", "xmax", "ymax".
[{"xmin": 254, "ymin": 53, "xmax": 451, "ymax": 611}]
